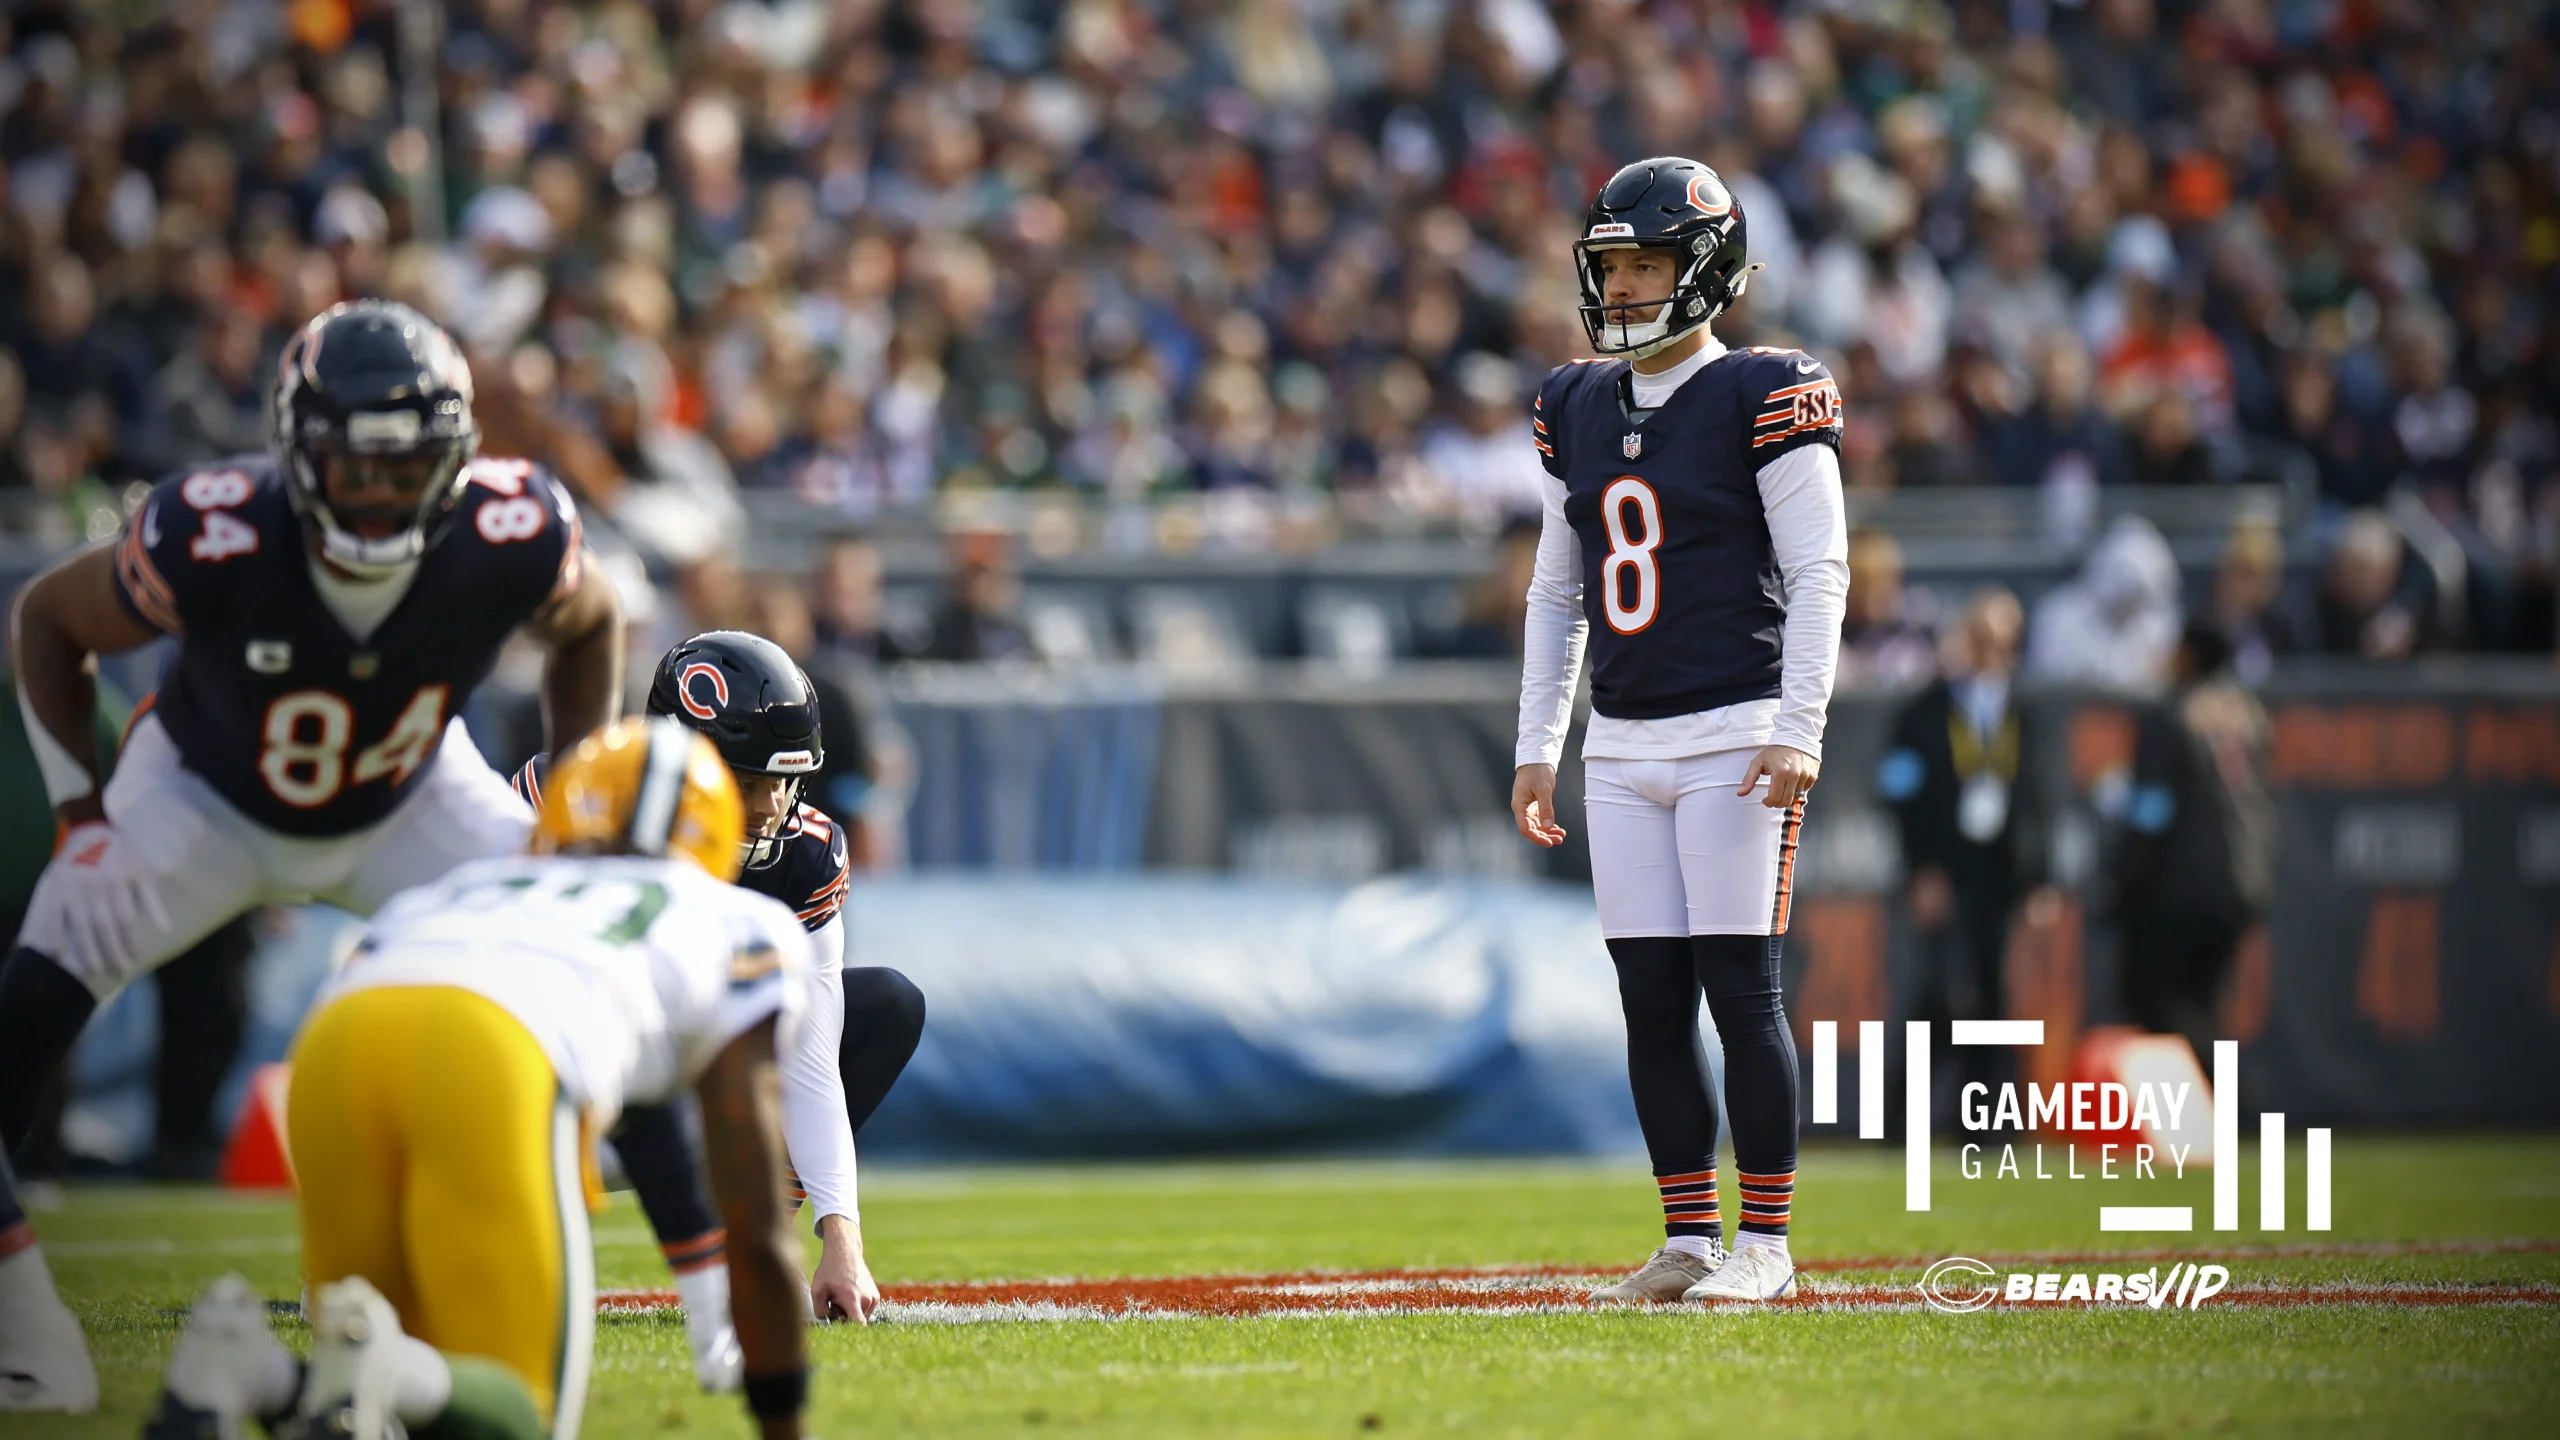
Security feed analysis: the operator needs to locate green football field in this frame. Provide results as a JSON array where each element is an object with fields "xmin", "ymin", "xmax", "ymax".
[{"xmin": 15, "ymin": 1135, "xmax": 2560, "ymax": 1437}]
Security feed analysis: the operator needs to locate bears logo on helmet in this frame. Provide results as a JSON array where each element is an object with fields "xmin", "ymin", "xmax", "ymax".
[{"xmin": 677, "ymin": 662, "xmax": 729, "ymax": 721}]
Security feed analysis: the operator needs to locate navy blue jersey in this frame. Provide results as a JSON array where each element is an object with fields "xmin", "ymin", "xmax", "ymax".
[
  {"xmin": 511, "ymin": 755, "xmax": 849, "ymax": 931},
  {"xmin": 1533, "ymin": 347, "xmax": 1844, "ymax": 721},
  {"xmin": 110, "ymin": 454, "xmax": 583, "ymax": 836}
]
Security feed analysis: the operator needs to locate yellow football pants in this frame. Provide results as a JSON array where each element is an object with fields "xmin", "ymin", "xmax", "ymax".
[{"xmin": 287, "ymin": 986, "xmax": 595, "ymax": 1438}]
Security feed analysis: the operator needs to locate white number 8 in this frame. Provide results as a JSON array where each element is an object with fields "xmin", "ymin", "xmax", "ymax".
[
  {"xmin": 259, "ymin": 693, "xmax": 351, "ymax": 808},
  {"xmin": 1600, "ymin": 475, "xmax": 1662, "ymax": 634},
  {"xmin": 476, "ymin": 497, "xmax": 546, "ymax": 544}
]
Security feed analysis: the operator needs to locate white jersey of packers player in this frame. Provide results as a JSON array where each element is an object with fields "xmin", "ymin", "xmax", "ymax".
[{"xmin": 327, "ymin": 853, "xmax": 813, "ymax": 1125}]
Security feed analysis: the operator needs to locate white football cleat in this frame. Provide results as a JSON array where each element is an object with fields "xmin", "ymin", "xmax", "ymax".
[
  {"xmin": 1681, "ymin": 1242, "xmax": 1797, "ymax": 1302},
  {"xmin": 675, "ymin": 1264, "xmax": 743, "ymax": 1393},
  {"xmin": 1585, "ymin": 1243, "xmax": 1722, "ymax": 1307},
  {"xmin": 147, "ymin": 1273, "xmax": 293, "ymax": 1438},
  {"xmin": 692, "ymin": 1319, "xmax": 743, "ymax": 1394},
  {"xmin": 0, "ymin": 1243, "xmax": 97, "ymax": 1413},
  {"xmin": 299, "ymin": 1277, "xmax": 410, "ymax": 1440}
]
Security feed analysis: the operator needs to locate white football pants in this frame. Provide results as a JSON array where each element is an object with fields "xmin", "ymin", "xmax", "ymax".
[
  {"xmin": 16, "ymin": 713, "xmax": 531, "ymax": 998},
  {"xmin": 1582, "ymin": 748, "xmax": 1809, "ymax": 939}
]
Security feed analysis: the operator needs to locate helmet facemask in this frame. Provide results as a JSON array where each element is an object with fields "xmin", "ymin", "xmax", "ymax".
[
  {"xmin": 287, "ymin": 405, "xmax": 477, "ymax": 577},
  {"xmin": 273, "ymin": 302, "xmax": 480, "ymax": 578},
  {"xmin": 1574, "ymin": 237, "xmax": 1744, "ymax": 360},
  {"xmin": 734, "ymin": 770, "xmax": 808, "ymax": 872}
]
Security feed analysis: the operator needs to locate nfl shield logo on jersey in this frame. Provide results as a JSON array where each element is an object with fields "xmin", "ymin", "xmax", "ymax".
[{"xmin": 1622, "ymin": 431, "xmax": 1644, "ymax": 460}]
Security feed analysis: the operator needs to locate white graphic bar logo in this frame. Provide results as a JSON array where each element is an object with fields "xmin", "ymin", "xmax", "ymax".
[{"xmin": 1810, "ymin": 1023, "xmax": 2331, "ymax": 1234}]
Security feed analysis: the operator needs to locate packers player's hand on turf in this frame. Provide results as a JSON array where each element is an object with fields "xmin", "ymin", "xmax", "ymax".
[
  {"xmin": 810, "ymin": 1215, "xmax": 883, "ymax": 1323},
  {"xmin": 1738, "ymin": 744, "xmax": 1819, "ymax": 809},
  {"xmin": 1512, "ymin": 764, "xmax": 1567, "ymax": 848}
]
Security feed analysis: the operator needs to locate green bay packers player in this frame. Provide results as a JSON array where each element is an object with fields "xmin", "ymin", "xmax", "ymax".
[{"xmin": 147, "ymin": 718, "xmax": 814, "ymax": 1440}]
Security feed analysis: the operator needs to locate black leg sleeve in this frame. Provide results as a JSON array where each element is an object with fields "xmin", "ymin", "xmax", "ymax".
[
  {"xmin": 1695, "ymin": 933, "xmax": 1799, "ymax": 1237},
  {"xmin": 1609, "ymin": 935, "xmax": 1721, "ymax": 1238},
  {"xmin": 837, "ymin": 967, "xmax": 925, "ymax": 1137},
  {"xmin": 0, "ymin": 947, "xmax": 98, "ymax": 1163},
  {"xmin": 609, "ymin": 1101, "xmax": 725, "ymax": 1272},
  {"xmin": 151, "ymin": 915, "xmax": 255, "ymax": 1179}
]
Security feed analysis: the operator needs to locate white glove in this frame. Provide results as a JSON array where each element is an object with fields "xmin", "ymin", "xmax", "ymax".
[{"xmin": 50, "ymin": 821, "xmax": 170, "ymax": 985}]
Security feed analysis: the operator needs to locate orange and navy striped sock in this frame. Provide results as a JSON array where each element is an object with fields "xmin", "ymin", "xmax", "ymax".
[
  {"xmin": 1657, "ymin": 1168, "xmax": 1721, "ymax": 1241},
  {"xmin": 661, "ymin": 1228, "xmax": 727, "ymax": 1277},
  {"xmin": 1736, "ymin": 1169, "xmax": 1794, "ymax": 1238}
]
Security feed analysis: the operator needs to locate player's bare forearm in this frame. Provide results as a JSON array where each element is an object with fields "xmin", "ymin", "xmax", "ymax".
[
  {"xmin": 1737, "ymin": 744, "xmax": 1820, "ymax": 809},
  {"xmin": 698, "ymin": 1021, "xmax": 808, "ymax": 1427},
  {"xmin": 10, "ymin": 547, "xmax": 157, "ymax": 827},
  {"xmin": 530, "ymin": 555, "xmax": 622, "ymax": 750},
  {"xmin": 1512, "ymin": 763, "xmax": 1567, "ymax": 847}
]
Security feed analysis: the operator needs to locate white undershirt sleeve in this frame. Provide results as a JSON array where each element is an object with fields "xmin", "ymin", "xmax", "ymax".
[
  {"xmin": 778, "ymin": 913, "xmax": 859, "ymax": 1230},
  {"xmin": 1516, "ymin": 471, "xmax": 1589, "ymax": 769},
  {"xmin": 1755, "ymin": 444, "xmax": 1851, "ymax": 759}
]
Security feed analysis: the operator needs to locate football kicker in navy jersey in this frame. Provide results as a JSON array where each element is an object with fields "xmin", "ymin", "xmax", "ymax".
[
  {"xmin": 1532, "ymin": 346, "xmax": 1843, "ymax": 724},
  {"xmin": 1517, "ymin": 157, "xmax": 1852, "ymax": 1308},
  {"xmin": 113, "ymin": 453, "xmax": 583, "ymax": 834}
]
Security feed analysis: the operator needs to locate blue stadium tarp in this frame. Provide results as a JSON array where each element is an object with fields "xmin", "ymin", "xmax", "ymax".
[
  {"xmin": 69, "ymin": 878, "xmax": 1676, "ymax": 1163},
  {"xmin": 849, "ymin": 876, "xmax": 1661, "ymax": 1158}
]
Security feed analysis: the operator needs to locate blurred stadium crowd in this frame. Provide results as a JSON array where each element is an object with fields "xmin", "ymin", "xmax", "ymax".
[{"xmin": 0, "ymin": 0, "xmax": 2555, "ymax": 672}]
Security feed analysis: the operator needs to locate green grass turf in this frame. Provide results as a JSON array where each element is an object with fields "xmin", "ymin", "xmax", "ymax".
[{"xmin": 15, "ymin": 1135, "xmax": 2560, "ymax": 1437}]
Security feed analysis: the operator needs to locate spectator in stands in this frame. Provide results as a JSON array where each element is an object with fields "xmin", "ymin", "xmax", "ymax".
[
  {"xmin": 594, "ymin": 351, "xmax": 747, "ymax": 577},
  {"xmin": 1840, "ymin": 528, "xmax": 1939, "ymax": 690},
  {"xmin": 1063, "ymin": 371, "xmax": 1187, "ymax": 500},
  {"xmin": 10, "ymin": 253, "xmax": 137, "ymax": 433},
  {"xmin": 811, "ymin": 535, "xmax": 905, "ymax": 665},
  {"xmin": 1799, "ymin": 153, "xmax": 1950, "ymax": 390},
  {"xmin": 2100, "ymin": 276, "xmax": 2236, "ymax": 439},
  {"xmin": 2385, "ymin": 306, "xmax": 2481, "ymax": 493},
  {"xmin": 312, "ymin": 184, "xmax": 391, "ymax": 300},
  {"xmin": 2126, "ymin": 389, "xmax": 2217, "ymax": 487},
  {"xmin": 2212, "ymin": 515, "xmax": 2303, "ymax": 686},
  {"xmin": 1436, "ymin": 515, "xmax": 1539, "ymax": 659},
  {"xmin": 1878, "ymin": 587, "xmax": 2049, "ymax": 1124},
  {"xmin": 1887, "ymin": 384, "xmax": 1981, "ymax": 490},
  {"xmin": 2111, "ymin": 622, "xmax": 2274, "ymax": 1066},
  {"xmin": 1420, "ymin": 352, "xmax": 1545, "ymax": 524},
  {"xmin": 1951, "ymin": 206, "xmax": 2073, "ymax": 391},
  {"xmin": 436, "ymin": 186, "xmax": 554, "ymax": 358},
  {"xmin": 1979, "ymin": 333, "xmax": 2130, "ymax": 491},
  {"xmin": 2026, "ymin": 515, "xmax": 2182, "ymax": 688},
  {"xmin": 2316, "ymin": 509, "xmax": 2436, "ymax": 659},
  {"xmin": 920, "ymin": 529, "xmax": 1034, "ymax": 663},
  {"xmin": 141, "ymin": 303, "xmax": 265, "ymax": 471},
  {"xmin": 2274, "ymin": 348, "xmax": 2388, "ymax": 511}
]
